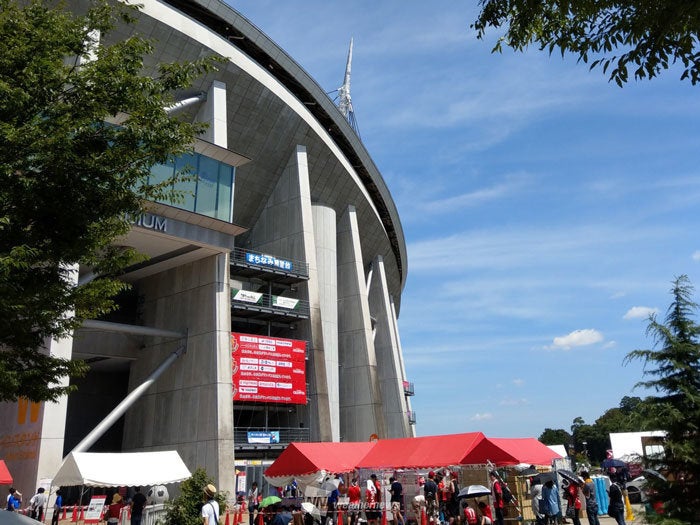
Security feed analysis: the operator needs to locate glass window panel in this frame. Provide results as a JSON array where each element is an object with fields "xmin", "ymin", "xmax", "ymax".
[
  {"xmin": 173, "ymin": 153, "xmax": 196, "ymax": 211},
  {"xmin": 148, "ymin": 161, "xmax": 175, "ymax": 204},
  {"xmin": 195, "ymin": 155, "xmax": 219, "ymax": 218},
  {"xmin": 216, "ymin": 165, "xmax": 234, "ymax": 222}
]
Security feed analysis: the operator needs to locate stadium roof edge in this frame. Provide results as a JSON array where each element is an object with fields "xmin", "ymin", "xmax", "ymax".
[{"xmin": 161, "ymin": 0, "xmax": 408, "ymax": 291}]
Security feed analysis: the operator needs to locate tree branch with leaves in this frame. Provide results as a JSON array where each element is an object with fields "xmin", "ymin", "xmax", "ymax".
[
  {"xmin": 472, "ymin": 0, "xmax": 700, "ymax": 86},
  {"xmin": 625, "ymin": 275, "xmax": 700, "ymax": 524},
  {"xmin": 0, "ymin": 0, "xmax": 218, "ymax": 402}
]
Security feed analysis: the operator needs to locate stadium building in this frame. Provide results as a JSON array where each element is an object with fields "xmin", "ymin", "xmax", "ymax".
[{"xmin": 0, "ymin": 0, "xmax": 414, "ymax": 498}]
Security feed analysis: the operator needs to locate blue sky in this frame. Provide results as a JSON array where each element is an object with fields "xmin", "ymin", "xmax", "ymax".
[{"xmin": 229, "ymin": 1, "xmax": 700, "ymax": 440}]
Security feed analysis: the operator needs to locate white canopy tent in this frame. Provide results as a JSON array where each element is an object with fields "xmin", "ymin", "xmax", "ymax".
[{"xmin": 53, "ymin": 451, "xmax": 191, "ymax": 487}]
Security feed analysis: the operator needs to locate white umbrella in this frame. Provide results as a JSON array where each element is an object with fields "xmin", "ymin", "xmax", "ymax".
[
  {"xmin": 321, "ymin": 478, "xmax": 341, "ymax": 492},
  {"xmin": 457, "ymin": 485, "xmax": 491, "ymax": 499},
  {"xmin": 302, "ymin": 502, "xmax": 322, "ymax": 521}
]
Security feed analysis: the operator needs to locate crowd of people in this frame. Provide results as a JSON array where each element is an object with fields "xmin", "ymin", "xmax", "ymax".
[
  {"xmin": 242, "ymin": 464, "xmax": 641, "ymax": 525},
  {"xmin": 4, "ymin": 485, "xmax": 151, "ymax": 525},
  {"xmin": 245, "ymin": 469, "xmax": 505, "ymax": 525},
  {"xmin": 529, "ymin": 469, "xmax": 629, "ymax": 525}
]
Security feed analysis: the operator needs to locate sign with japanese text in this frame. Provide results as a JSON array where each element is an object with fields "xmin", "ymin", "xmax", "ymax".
[
  {"xmin": 245, "ymin": 252, "xmax": 293, "ymax": 271},
  {"xmin": 231, "ymin": 333, "xmax": 307, "ymax": 404}
]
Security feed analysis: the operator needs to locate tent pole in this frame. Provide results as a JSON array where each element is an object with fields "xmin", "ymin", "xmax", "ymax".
[{"xmin": 70, "ymin": 340, "xmax": 187, "ymax": 454}]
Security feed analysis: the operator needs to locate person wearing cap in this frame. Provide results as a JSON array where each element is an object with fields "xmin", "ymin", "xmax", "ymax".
[
  {"xmin": 202, "ymin": 484, "xmax": 220, "ymax": 525},
  {"xmin": 105, "ymin": 493, "xmax": 126, "ymax": 525}
]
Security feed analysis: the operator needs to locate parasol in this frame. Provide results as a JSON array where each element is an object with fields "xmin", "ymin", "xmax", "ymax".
[
  {"xmin": 301, "ymin": 502, "xmax": 322, "ymax": 521},
  {"xmin": 532, "ymin": 472, "xmax": 556, "ymax": 485},
  {"xmin": 260, "ymin": 495, "xmax": 282, "ymax": 508},
  {"xmin": 557, "ymin": 469, "xmax": 582, "ymax": 485},
  {"xmin": 457, "ymin": 485, "xmax": 491, "ymax": 499}
]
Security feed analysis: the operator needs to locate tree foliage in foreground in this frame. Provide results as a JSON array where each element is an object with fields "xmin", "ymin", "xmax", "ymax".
[
  {"xmin": 472, "ymin": 0, "xmax": 700, "ymax": 86},
  {"xmin": 625, "ymin": 275, "xmax": 700, "ymax": 524},
  {"xmin": 164, "ymin": 468, "xmax": 226, "ymax": 525},
  {"xmin": 0, "ymin": 0, "xmax": 216, "ymax": 402}
]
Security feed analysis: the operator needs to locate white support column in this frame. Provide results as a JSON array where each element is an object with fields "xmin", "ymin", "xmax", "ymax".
[{"xmin": 196, "ymin": 81, "xmax": 228, "ymax": 148}]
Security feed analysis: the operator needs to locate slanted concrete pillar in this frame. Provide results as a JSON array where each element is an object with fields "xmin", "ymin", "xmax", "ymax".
[
  {"xmin": 368, "ymin": 255, "xmax": 410, "ymax": 438},
  {"xmin": 312, "ymin": 205, "xmax": 339, "ymax": 441},
  {"xmin": 244, "ymin": 145, "xmax": 332, "ymax": 441},
  {"xmin": 389, "ymin": 295, "xmax": 416, "ymax": 437},
  {"xmin": 337, "ymin": 206, "xmax": 385, "ymax": 441}
]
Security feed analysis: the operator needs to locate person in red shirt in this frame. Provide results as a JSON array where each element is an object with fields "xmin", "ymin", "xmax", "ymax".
[
  {"xmin": 464, "ymin": 504, "xmax": 478, "ymax": 525},
  {"xmin": 477, "ymin": 502, "xmax": 493, "ymax": 525},
  {"xmin": 564, "ymin": 482, "xmax": 582, "ymax": 525},
  {"xmin": 366, "ymin": 479, "xmax": 379, "ymax": 525},
  {"xmin": 347, "ymin": 479, "xmax": 361, "ymax": 525},
  {"xmin": 104, "ymin": 494, "xmax": 126, "ymax": 525},
  {"xmin": 489, "ymin": 472, "xmax": 504, "ymax": 525}
]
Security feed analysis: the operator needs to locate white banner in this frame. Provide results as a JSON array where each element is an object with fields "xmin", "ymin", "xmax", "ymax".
[
  {"xmin": 233, "ymin": 289, "xmax": 263, "ymax": 304},
  {"xmin": 273, "ymin": 296, "xmax": 299, "ymax": 309}
]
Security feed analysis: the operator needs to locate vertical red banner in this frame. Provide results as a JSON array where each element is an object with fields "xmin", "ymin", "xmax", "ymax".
[{"xmin": 231, "ymin": 332, "xmax": 307, "ymax": 404}]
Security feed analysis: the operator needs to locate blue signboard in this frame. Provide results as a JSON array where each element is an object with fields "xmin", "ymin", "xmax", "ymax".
[
  {"xmin": 247, "ymin": 431, "xmax": 280, "ymax": 444},
  {"xmin": 245, "ymin": 252, "xmax": 293, "ymax": 271}
]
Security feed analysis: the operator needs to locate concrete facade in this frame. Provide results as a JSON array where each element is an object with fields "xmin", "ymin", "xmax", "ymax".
[{"xmin": 0, "ymin": 0, "xmax": 414, "ymax": 500}]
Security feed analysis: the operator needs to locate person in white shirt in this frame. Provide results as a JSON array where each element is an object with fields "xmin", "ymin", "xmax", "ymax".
[{"xmin": 202, "ymin": 484, "xmax": 220, "ymax": 525}]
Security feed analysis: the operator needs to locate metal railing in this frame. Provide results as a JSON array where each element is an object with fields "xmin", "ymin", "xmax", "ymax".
[
  {"xmin": 402, "ymin": 381, "xmax": 415, "ymax": 396},
  {"xmin": 407, "ymin": 410, "xmax": 417, "ymax": 425},
  {"xmin": 234, "ymin": 427, "xmax": 311, "ymax": 445},
  {"xmin": 231, "ymin": 247, "xmax": 309, "ymax": 279},
  {"xmin": 231, "ymin": 290, "xmax": 310, "ymax": 318}
]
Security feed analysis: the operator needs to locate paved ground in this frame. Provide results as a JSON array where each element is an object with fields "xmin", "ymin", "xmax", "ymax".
[{"xmin": 576, "ymin": 504, "xmax": 647, "ymax": 525}]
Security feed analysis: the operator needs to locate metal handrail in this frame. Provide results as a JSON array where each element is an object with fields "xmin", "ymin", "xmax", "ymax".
[
  {"xmin": 231, "ymin": 247, "xmax": 309, "ymax": 278},
  {"xmin": 234, "ymin": 427, "xmax": 311, "ymax": 444},
  {"xmin": 231, "ymin": 289, "xmax": 310, "ymax": 317},
  {"xmin": 402, "ymin": 381, "xmax": 415, "ymax": 396},
  {"xmin": 407, "ymin": 410, "xmax": 417, "ymax": 424}
]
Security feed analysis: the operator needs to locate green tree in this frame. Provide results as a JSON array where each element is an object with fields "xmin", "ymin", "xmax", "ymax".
[
  {"xmin": 0, "ymin": 0, "xmax": 216, "ymax": 402},
  {"xmin": 538, "ymin": 427, "xmax": 571, "ymax": 446},
  {"xmin": 165, "ymin": 468, "xmax": 227, "ymax": 525},
  {"xmin": 625, "ymin": 275, "xmax": 700, "ymax": 524},
  {"xmin": 472, "ymin": 1, "xmax": 700, "ymax": 86}
]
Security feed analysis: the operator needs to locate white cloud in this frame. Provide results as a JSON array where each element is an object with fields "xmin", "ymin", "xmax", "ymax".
[
  {"xmin": 623, "ymin": 306, "xmax": 659, "ymax": 320},
  {"xmin": 513, "ymin": 378, "xmax": 524, "ymax": 386},
  {"xmin": 471, "ymin": 412, "xmax": 493, "ymax": 421},
  {"xmin": 551, "ymin": 329, "xmax": 604, "ymax": 350},
  {"xmin": 693, "ymin": 250, "xmax": 700, "ymax": 261},
  {"xmin": 407, "ymin": 223, "xmax": 668, "ymax": 273},
  {"xmin": 603, "ymin": 341, "xmax": 617, "ymax": 349},
  {"xmin": 420, "ymin": 177, "xmax": 529, "ymax": 215}
]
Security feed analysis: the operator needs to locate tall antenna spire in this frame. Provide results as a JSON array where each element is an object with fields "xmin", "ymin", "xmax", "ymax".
[{"xmin": 337, "ymin": 38, "xmax": 360, "ymax": 136}]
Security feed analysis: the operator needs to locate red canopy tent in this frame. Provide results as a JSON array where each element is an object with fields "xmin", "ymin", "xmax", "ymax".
[
  {"xmin": 0, "ymin": 460, "xmax": 13, "ymax": 485},
  {"xmin": 463, "ymin": 437, "xmax": 562, "ymax": 467},
  {"xmin": 355, "ymin": 432, "xmax": 486, "ymax": 470},
  {"xmin": 264, "ymin": 442, "xmax": 376, "ymax": 486}
]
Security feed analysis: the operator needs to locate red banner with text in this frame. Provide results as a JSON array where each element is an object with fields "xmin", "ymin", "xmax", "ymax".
[{"xmin": 231, "ymin": 332, "xmax": 307, "ymax": 404}]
